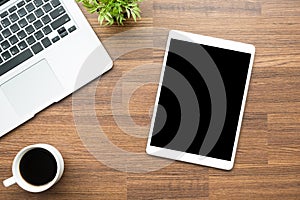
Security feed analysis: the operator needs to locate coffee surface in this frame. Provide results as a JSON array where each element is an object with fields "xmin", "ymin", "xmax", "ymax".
[{"xmin": 19, "ymin": 148, "xmax": 57, "ymax": 186}]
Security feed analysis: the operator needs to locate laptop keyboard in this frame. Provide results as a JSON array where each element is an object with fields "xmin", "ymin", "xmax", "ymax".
[{"xmin": 0, "ymin": 0, "xmax": 77, "ymax": 76}]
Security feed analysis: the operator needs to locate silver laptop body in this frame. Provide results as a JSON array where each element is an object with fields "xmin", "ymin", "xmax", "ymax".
[{"xmin": 0, "ymin": 0, "xmax": 113, "ymax": 137}]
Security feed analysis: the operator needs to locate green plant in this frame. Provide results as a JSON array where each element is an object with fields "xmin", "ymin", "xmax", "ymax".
[{"xmin": 76, "ymin": 0, "xmax": 143, "ymax": 26}]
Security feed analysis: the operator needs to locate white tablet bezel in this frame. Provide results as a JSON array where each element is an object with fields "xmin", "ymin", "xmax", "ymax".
[{"xmin": 146, "ymin": 30, "xmax": 255, "ymax": 170}]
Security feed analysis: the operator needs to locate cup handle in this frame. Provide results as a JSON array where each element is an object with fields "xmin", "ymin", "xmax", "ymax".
[{"xmin": 3, "ymin": 177, "xmax": 16, "ymax": 187}]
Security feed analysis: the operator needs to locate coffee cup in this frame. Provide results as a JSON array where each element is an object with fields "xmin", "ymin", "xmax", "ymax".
[{"xmin": 3, "ymin": 144, "xmax": 64, "ymax": 193}]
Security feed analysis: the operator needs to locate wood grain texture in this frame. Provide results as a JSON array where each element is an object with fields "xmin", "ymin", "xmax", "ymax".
[{"xmin": 0, "ymin": 0, "xmax": 299, "ymax": 199}]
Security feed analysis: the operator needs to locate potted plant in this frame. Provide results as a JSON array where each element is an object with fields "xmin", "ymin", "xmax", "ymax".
[{"xmin": 76, "ymin": 0, "xmax": 143, "ymax": 26}]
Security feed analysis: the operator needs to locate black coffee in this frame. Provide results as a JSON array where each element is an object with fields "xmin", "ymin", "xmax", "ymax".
[{"xmin": 19, "ymin": 148, "xmax": 57, "ymax": 186}]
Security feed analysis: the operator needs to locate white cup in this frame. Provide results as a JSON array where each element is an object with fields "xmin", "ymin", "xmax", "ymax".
[{"xmin": 3, "ymin": 144, "xmax": 64, "ymax": 193}]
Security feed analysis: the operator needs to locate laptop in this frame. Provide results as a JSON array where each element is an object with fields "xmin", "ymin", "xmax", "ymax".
[{"xmin": 0, "ymin": 0, "xmax": 113, "ymax": 137}]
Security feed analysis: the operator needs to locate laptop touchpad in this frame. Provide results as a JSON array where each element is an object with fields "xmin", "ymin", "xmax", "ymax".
[{"xmin": 1, "ymin": 59, "xmax": 64, "ymax": 117}]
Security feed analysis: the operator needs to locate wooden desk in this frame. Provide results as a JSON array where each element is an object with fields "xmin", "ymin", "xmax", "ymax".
[{"xmin": 0, "ymin": 0, "xmax": 299, "ymax": 199}]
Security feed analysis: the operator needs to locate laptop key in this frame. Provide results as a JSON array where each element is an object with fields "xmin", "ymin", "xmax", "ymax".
[
  {"xmin": 68, "ymin": 25, "xmax": 76, "ymax": 33},
  {"xmin": 52, "ymin": 35, "xmax": 59, "ymax": 43},
  {"xmin": 18, "ymin": 41, "xmax": 28, "ymax": 50},
  {"xmin": 0, "ymin": 57, "xmax": 3, "ymax": 64},
  {"xmin": 41, "ymin": 37, "xmax": 51, "ymax": 48},
  {"xmin": 51, "ymin": 14, "xmax": 70, "ymax": 30},
  {"xmin": 26, "ymin": 36, "xmax": 36, "ymax": 45},
  {"xmin": 35, "ymin": 8, "xmax": 44, "ymax": 18},
  {"xmin": 33, "ymin": 20, "xmax": 43, "ymax": 29},
  {"xmin": 50, "ymin": 6, "xmax": 65, "ymax": 19},
  {"xmin": 10, "ymin": 24, "xmax": 20, "ymax": 33},
  {"xmin": 10, "ymin": 46, "xmax": 19, "ymax": 55},
  {"xmin": 31, "ymin": 42, "xmax": 43, "ymax": 54},
  {"xmin": 1, "ymin": 18, "xmax": 11, "ymax": 28},
  {"xmin": 2, "ymin": 51, "xmax": 11, "ymax": 60},
  {"xmin": 25, "ymin": 3, "xmax": 35, "ymax": 12},
  {"xmin": 2, "ymin": 28, "xmax": 12, "ymax": 38},
  {"xmin": 0, "ymin": 11, "xmax": 8, "ymax": 18},
  {"xmin": 34, "ymin": 30, "xmax": 44, "ymax": 40},
  {"xmin": 59, "ymin": 31, "xmax": 67, "ymax": 38},
  {"xmin": 25, "ymin": 25, "xmax": 35, "ymax": 34},
  {"xmin": 9, "ymin": 35, "xmax": 19, "ymax": 45},
  {"xmin": 17, "ymin": 8, "xmax": 27, "ymax": 17},
  {"xmin": 41, "ymin": 15, "xmax": 51, "ymax": 24},
  {"xmin": 26, "ymin": 13, "xmax": 36, "ymax": 23},
  {"xmin": 17, "ymin": 1, "xmax": 26, "ymax": 8},
  {"xmin": 18, "ymin": 18, "xmax": 28, "ymax": 28},
  {"xmin": 0, "ymin": 49, "xmax": 33, "ymax": 76},
  {"xmin": 9, "ymin": 13, "xmax": 19, "ymax": 22},
  {"xmin": 57, "ymin": 27, "xmax": 67, "ymax": 37},
  {"xmin": 57, "ymin": 27, "xmax": 65, "ymax": 33},
  {"xmin": 8, "ymin": 6, "xmax": 17, "ymax": 13},
  {"xmin": 1, "ymin": 41, "xmax": 10, "ymax": 50},
  {"xmin": 42, "ymin": 25, "xmax": 52, "ymax": 35},
  {"xmin": 34, "ymin": 0, "xmax": 43, "ymax": 7},
  {"xmin": 43, "ymin": 3, "xmax": 53, "ymax": 12},
  {"xmin": 0, "ymin": 34, "xmax": 3, "ymax": 42},
  {"xmin": 17, "ymin": 30, "xmax": 27, "ymax": 39},
  {"xmin": 51, "ymin": 0, "xmax": 61, "ymax": 8}
]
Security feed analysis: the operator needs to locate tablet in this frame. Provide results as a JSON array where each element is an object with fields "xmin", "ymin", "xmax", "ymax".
[{"xmin": 146, "ymin": 30, "xmax": 255, "ymax": 170}]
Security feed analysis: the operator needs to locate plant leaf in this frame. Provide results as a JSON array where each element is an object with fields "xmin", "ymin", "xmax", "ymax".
[{"xmin": 77, "ymin": 0, "xmax": 143, "ymax": 26}]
